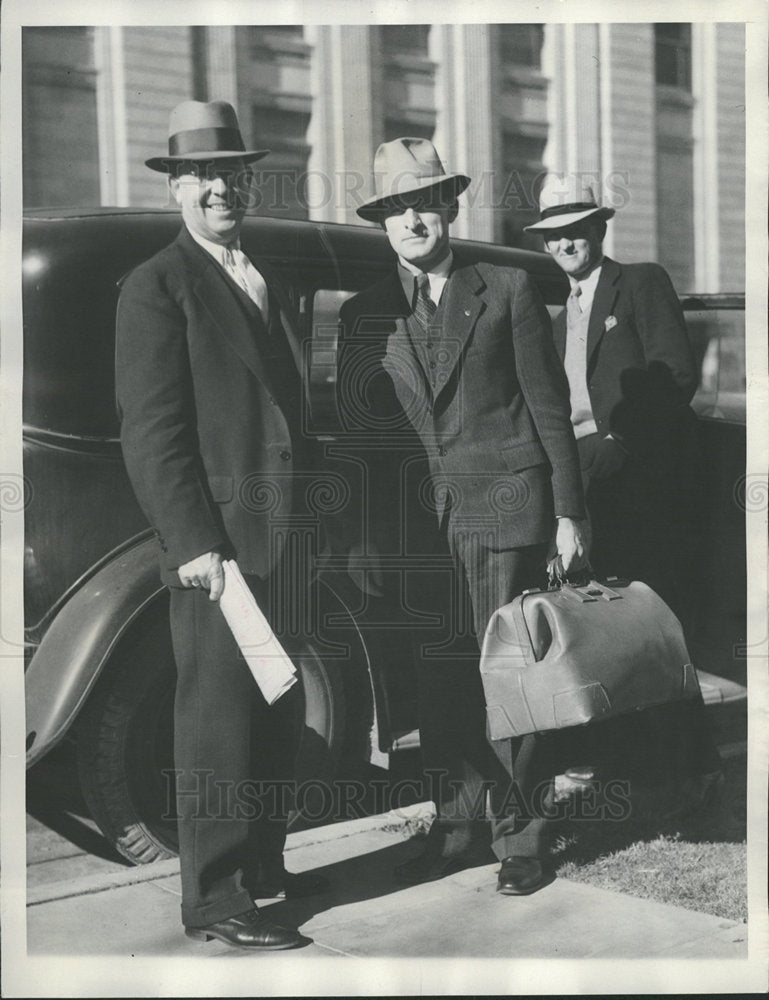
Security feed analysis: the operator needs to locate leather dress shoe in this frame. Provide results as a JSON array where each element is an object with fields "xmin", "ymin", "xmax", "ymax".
[
  {"xmin": 185, "ymin": 908, "xmax": 308, "ymax": 949},
  {"xmin": 251, "ymin": 869, "xmax": 330, "ymax": 900},
  {"xmin": 496, "ymin": 856, "xmax": 554, "ymax": 896},
  {"xmin": 393, "ymin": 852, "xmax": 470, "ymax": 886}
]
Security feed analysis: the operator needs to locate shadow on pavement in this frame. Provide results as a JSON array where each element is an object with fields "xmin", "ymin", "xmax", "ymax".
[{"xmin": 260, "ymin": 836, "xmax": 493, "ymax": 930}]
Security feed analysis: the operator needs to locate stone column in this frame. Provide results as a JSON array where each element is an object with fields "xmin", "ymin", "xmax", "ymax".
[
  {"xmin": 204, "ymin": 26, "xmax": 238, "ymax": 107},
  {"xmin": 691, "ymin": 22, "xmax": 720, "ymax": 292},
  {"xmin": 598, "ymin": 23, "xmax": 657, "ymax": 262},
  {"xmin": 543, "ymin": 26, "xmax": 602, "ymax": 207},
  {"xmin": 432, "ymin": 24, "xmax": 495, "ymax": 242},
  {"xmin": 306, "ymin": 25, "xmax": 376, "ymax": 224},
  {"xmin": 94, "ymin": 26, "xmax": 129, "ymax": 206}
]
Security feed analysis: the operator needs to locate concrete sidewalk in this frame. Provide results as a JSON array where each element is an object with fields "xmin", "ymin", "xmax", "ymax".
[{"xmin": 26, "ymin": 804, "xmax": 747, "ymax": 961}]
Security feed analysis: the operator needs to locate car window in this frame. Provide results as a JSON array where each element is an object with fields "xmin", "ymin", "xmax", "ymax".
[
  {"xmin": 685, "ymin": 303, "xmax": 745, "ymax": 424},
  {"xmin": 307, "ymin": 288, "xmax": 358, "ymax": 435}
]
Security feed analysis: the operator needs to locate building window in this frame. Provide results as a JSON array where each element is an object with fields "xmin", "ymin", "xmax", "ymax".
[
  {"xmin": 379, "ymin": 25, "xmax": 436, "ymax": 143},
  {"xmin": 497, "ymin": 24, "xmax": 544, "ymax": 69},
  {"xmin": 494, "ymin": 24, "xmax": 547, "ymax": 248},
  {"xmin": 655, "ymin": 22, "xmax": 695, "ymax": 290},
  {"xmin": 381, "ymin": 25, "xmax": 431, "ymax": 56},
  {"xmin": 238, "ymin": 26, "xmax": 313, "ymax": 220},
  {"xmin": 654, "ymin": 23, "xmax": 692, "ymax": 91}
]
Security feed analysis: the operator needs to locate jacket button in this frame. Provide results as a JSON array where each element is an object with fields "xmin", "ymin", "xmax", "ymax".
[
  {"xmin": 438, "ymin": 445, "xmax": 447, "ymax": 457},
  {"xmin": 280, "ymin": 449, "xmax": 292, "ymax": 461}
]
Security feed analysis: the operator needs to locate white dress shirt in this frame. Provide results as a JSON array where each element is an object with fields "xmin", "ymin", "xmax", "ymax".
[
  {"xmin": 188, "ymin": 229, "xmax": 270, "ymax": 324},
  {"xmin": 398, "ymin": 251, "xmax": 453, "ymax": 306}
]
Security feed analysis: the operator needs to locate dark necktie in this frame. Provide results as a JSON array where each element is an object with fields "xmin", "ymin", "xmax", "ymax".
[{"xmin": 413, "ymin": 272, "xmax": 437, "ymax": 332}]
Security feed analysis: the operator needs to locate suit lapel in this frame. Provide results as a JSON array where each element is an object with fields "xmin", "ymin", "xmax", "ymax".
[
  {"xmin": 439, "ymin": 261, "xmax": 485, "ymax": 387},
  {"xmin": 552, "ymin": 309, "xmax": 567, "ymax": 362},
  {"xmin": 249, "ymin": 254, "xmax": 303, "ymax": 372},
  {"xmin": 586, "ymin": 257, "xmax": 621, "ymax": 365},
  {"xmin": 376, "ymin": 273, "xmax": 432, "ymax": 402},
  {"xmin": 175, "ymin": 228, "xmax": 281, "ymax": 399}
]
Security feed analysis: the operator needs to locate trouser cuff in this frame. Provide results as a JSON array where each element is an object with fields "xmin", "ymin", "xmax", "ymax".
[{"xmin": 181, "ymin": 889, "xmax": 254, "ymax": 929}]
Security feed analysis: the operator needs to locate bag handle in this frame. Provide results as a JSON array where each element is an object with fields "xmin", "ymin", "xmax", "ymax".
[
  {"xmin": 547, "ymin": 555, "xmax": 594, "ymax": 590},
  {"xmin": 547, "ymin": 557, "xmax": 623, "ymax": 602}
]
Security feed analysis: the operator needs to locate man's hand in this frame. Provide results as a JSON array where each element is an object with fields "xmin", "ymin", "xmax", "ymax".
[
  {"xmin": 590, "ymin": 435, "xmax": 627, "ymax": 481},
  {"xmin": 178, "ymin": 551, "xmax": 225, "ymax": 601},
  {"xmin": 555, "ymin": 517, "xmax": 589, "ymax": 574}
]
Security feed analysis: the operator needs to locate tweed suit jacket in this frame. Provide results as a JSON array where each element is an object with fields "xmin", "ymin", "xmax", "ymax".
[
  {"xmin": 115, "ymin": 225, "xmax": 304, "ymax": 585},
  {"xmin": 551, "ymin": 257, "xmax": 698, "ymax": 463},
  {"xmin": 338, "ymin": 258, "xmax": 585, "ymax": 550}
]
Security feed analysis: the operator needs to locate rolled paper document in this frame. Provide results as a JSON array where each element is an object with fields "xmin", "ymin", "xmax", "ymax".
[{"xmin": 219, "ymin": 559, "xmax": 298, "ymax": 704}]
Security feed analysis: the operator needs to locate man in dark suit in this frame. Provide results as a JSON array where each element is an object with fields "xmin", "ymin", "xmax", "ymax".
[
  {"xmin": 115, "ymin": 100, "xmax": 326, "ymax": 950},
  {"xmin": 338, "ymin": 138, "xmax": 588, "ymax": 896},
  {"xmin": 524, "ymin": 175, "xmax": 722, "ymax": 802},
  {"xmin": 525, "ymin": 175, "xmax": 700, "ymax": 611}
]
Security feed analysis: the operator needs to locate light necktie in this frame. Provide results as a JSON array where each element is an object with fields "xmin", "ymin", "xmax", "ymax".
[
  {"xmin": 567, "ymin": 283, "xmax": 582, "ymax": 319},
  {"xmin": 223, "ymin": 247, "xmax": 270, "ymax": 325},
  {"xmin": 413, "ymin": 272, "xmax": 437, "ymax": 332}
]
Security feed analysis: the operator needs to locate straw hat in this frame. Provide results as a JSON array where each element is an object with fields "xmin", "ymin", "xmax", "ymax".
[{"xmin": 524, "ymin": 174, "xmax": 615, "ymax": 231}]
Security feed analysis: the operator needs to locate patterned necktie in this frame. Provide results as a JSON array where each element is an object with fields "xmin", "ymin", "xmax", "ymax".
[
  {"xmin": 567, "ymin": 283, "xmax": 582, "ymax": 319},
  {"xmin": 223, "ymin": 247, "xmax": 270, "ymax": 325},
  {"xmin": 413, "ymin": 272, "xmax": 437, "ymax": 332}
]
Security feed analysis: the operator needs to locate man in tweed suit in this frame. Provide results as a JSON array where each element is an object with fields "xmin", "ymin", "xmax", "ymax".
[{"xmin": 338, "ymin": 138, "xmax": 588, "ymax": 896}]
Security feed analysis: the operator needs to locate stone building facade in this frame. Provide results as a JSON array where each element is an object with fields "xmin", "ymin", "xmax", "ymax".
[{"xmin": 22, "ymin": 22, "xmax": 745, "ymax": 293}]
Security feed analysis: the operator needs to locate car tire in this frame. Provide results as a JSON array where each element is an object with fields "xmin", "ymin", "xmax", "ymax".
[{"xmin": 75, "ymin": 596, "xmax": 347, "ymax": 866}]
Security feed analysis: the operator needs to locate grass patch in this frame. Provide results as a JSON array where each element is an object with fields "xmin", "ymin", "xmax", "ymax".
[{"xmin": 552, "ymin": 752, "xmax": 747, "ymax": 923}]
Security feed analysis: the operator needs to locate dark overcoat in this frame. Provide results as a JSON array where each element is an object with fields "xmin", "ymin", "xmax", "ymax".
[
  {"xmin": 551, "ymin": 256, "xmax": 698, "ymax": 466},
  {"xmin": 115, "ymin": 226, "xmax": 303, "ymax": 585}
]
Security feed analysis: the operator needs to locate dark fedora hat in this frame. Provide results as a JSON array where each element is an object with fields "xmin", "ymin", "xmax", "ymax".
[
  {"xmin": 145, "ymin": 100, "xmax": 270, "ymax": 173},
  {"xmin": 357, "ymin": 137, "xmax": 470, "ymax": 222}
]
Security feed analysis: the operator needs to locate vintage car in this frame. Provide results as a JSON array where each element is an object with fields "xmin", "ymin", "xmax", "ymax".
[{"xmin": 23, "ymin": 208, "xmax": 747, "ymax": 864}]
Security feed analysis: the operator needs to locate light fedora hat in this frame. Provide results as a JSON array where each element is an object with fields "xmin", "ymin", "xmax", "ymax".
[
  {"xmin": 145, "ymin": 100, "xmax": 270, "ymax": 173},
  {"xmin": 357, "ymin": 137, "xmax": 470, "ymax": 222},
  {"xmin": 524, "ymin": 173, "xmax": 615, "ymax": 231}
]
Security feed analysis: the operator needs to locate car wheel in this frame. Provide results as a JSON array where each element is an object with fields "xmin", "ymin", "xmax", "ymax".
[{"xmin": 75, "ymin": 596, "xmax": 346, "ymax": 866}]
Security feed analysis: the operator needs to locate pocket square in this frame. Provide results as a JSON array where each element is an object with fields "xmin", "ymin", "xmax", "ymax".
[{"xmin": 604, "ymin": 315, "xmax": 617, "ymax": 331}]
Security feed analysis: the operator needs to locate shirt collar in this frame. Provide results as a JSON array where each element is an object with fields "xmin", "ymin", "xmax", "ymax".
[
  {"xmin": 397, "ymin": 250, "xmax": 453, "ymax": 304},
  {"xmin": 186, "ymin": 226, "xmax": 241, "ymax": 265},
  {"xmin": 569, "ymin": 257, "xmax": 603, "ymax": 296}
]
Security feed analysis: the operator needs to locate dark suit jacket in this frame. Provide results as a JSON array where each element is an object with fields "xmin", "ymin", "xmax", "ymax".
[
  {"xmin": 115, "ymin": 225, "xmax": 304, "ymax": 584},
  {"xmin": 338, "ymin": 258, "xmax": 585, "ymax": 550},
  {"xmin": 551, "ymin": 257, "xmax": 697, "ymax": 463}
]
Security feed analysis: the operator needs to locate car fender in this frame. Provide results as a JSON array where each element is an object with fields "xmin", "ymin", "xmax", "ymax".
[{"xmin": 25, "ymin": 535, "xmax": 165, "ymax": 767}]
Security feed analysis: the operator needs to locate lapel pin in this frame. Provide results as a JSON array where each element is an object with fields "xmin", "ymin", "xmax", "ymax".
[
  {"xmin": 464, "ymin": 309, "xmax": 471, "ymax": 317},
  {"xmin": 604, "ymin": 315, "xmax": 617, "ymax": 331}
]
